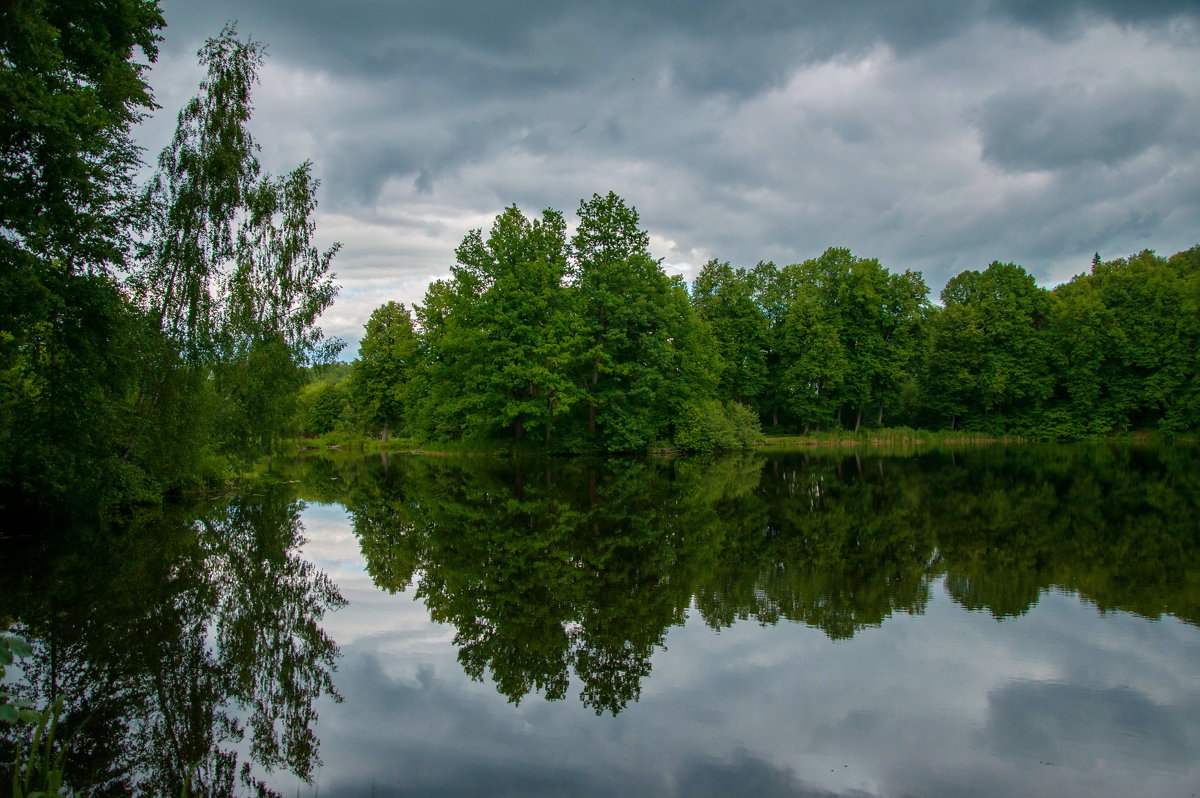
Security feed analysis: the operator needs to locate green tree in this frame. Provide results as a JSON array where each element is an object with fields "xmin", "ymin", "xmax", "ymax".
[
  {"xmin": 757, "ymin": 249, "xmax": 927, "ymax": 432},
  {"xmin": 1080, "ymin": 250, "xmax": 1200, "ymax": 432},
  {"xmin": 691, "ymin": 260, "xmax": 769, "ymax": 404},
  {"xmin": 0, "ymin": 0, "xmax": 167, "ymax": 500},
  {"xmin": 750, "ymin": 260, "xmax": 801, "ymax": 428},
  {"xmin": 296, "ymin": 380, "xmax": 350, "ymax": 435},
  {"xmin": 922, "ymin": 262, "xmax": 1052, "ymax": 432},
  {"xmin": 128, "ymin": 24, "xmax": 341, "ymax": 463},
  {"xmin": 0, "ymin": 0, "xmax": 162, "ymax": 273},
  {"xmin": 415, "ymin": 206, "xmax": 580, "ymax": 444},
  {"xmin": 350, "ymin": 301, "xmax": 420, "ymax": 439},
  {"xmin": 779, "ymin": 285, "xmax": 846, "ymax": 430},
  {"xmin": 1045, "ymin": 273, "xmax": 1118, "ymax": 435},
  {"xmin": 569, "ymin": 192, "xmax": 712, "ymax": 450}
]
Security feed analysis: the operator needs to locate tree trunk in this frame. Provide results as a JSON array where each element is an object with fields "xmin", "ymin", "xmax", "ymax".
[
  {"xmin": 382, "ymin": 422, "xmax": 389, "ymax": 443},
  {"xmin": 877, "ymin": 404, "xmax": 884, "ymax": 426},
  {"xmin": 515, "ymin": 415, "xmax": 524, "ymax": 442},
  {"xmin": 854, "ymin": 407, "xmax": 862, "ymax": 432}
]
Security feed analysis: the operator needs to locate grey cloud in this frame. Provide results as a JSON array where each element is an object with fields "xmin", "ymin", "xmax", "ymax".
[
  {"xmin": 300, "ymin": 649, "xmax": 887, "ymax": 798},
  {"xmin": 994, "ymin": 0, "xmax": 1200, "ymax": 37},
  {"xmin": 161, "ymin": 0, "xmax": 1200, "ymax": 100},
  {"xmin": 144, "ymin": 0, "xmax": 1200, "ymax": 340},
  {"xmin": 975, "ymin": 80, "xmax": 1184, "ymax": 172}
]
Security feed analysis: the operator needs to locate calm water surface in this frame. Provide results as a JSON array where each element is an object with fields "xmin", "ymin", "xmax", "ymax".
[{"xmin": 3, "ymin": 445, "xmax": 1199, "ymax": 797}]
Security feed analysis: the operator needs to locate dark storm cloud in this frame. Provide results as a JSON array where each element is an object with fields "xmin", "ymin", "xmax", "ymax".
[
  {"xmin": 156, "ymin": 0, "xmax": 1200, "ymax": 204},
  {"xmin": 994, "ymin": 0, "xmax": 1200, "ymax": 35},
  {"xmin": 161, "ymin": 0, "xmax": 1199, "ymax": 89},
  {"xmin": 976, "ymin": 79, "xmax": 1184, "ymax": 172},
  {"xmin": 145, "ymin": 0, "xmax": 1200, "ymax": 343}
]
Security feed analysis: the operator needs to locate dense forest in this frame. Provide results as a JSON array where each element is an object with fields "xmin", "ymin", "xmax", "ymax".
[{"xmin": 329, "ymin": 197, "xmax": 1199, "ymax": 452}]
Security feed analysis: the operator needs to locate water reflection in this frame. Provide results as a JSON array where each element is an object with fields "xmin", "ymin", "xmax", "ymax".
[
  {"xmin": 0, "ymin": 486, "xmax": 344, "ymax": 796},
  {"xmin": 345, "ymin": 455, "xmax": 764, "ymax": 714},
  {"xmin": 2, "ymin": 443, "xmax": 1198, "ymax": 796},
  {"xmin": 309, "ymin": 445, "xmax": 1200, "ymax": 713}
]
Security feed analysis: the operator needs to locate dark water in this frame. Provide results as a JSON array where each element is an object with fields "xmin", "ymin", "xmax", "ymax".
[{"xmin": 3, "ymin": 445, "xmax": 1199, "ymax": 796}]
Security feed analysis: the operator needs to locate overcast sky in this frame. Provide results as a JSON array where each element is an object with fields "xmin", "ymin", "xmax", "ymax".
[{"xmin": 136, "ymin": 0, "xmax": 1200, "ymax": 355}]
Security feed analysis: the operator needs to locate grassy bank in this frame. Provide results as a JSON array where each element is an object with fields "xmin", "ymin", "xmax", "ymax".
[
  {"xmin": 759, "ymin": 427, "xmax": 1029, "ymax": 450},
  {"xmin": 282, "ymin": 427, "xmax": 1194, "ymax": 463}
]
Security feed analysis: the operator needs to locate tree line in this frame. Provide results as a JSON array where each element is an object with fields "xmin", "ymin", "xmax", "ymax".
[
  {"xmin": 1, "ymin": 10, "xmax": 339, "ymax": 506},
  {"xmin": 336, "ymin": 198, "xmax": 1199, "ymax": 451}
]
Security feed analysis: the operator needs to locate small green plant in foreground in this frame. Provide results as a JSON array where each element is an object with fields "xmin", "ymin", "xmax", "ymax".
[{"xmin": 3, "ymin": 633, "xmax": 79, "ymax": 797}]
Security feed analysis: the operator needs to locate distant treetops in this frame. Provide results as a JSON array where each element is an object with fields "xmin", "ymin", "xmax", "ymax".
[{"xmin": 348, "ymin": 192, "xmax": 1199, "ymax": 451}]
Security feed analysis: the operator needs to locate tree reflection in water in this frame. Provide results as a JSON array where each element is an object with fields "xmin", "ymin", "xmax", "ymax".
[
  {"xmin": 340, "ymin": 444, "xmax": 1200, "ymax": 715},
  {"xmin": 2, "ymin": 443, "xmax": 1196, "ymax": 793},
  {"xmin": 0, "ymin": 485, "xmax": 344, "ymax": 797}
]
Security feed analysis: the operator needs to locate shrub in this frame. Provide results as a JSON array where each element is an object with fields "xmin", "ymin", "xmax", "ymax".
[{"xmin": 674, "ymin": 400, "xmax": 763, "ymax": 453}]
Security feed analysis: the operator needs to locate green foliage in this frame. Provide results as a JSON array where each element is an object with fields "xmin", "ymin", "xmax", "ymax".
[
  {"xmin": 386, "ymin": 194, "xmax": 720, "ymax": 452},
  {"xmin": 673, "ymin": 400, "xmax": 764, "ymax": 453},
  {"xmin": 1, "ymin": 13, "xmax": 343, "ymax": 504},
  {"xmin": 298, "ymin": 380, "xmax": 351, "ymax": 436},
  {"xmin": 922, "ymin": 262, "xmax": 1053, "ymax": 433},
  {"xmin": 0, "ymin": 0, "xmax": 163, "ymax": 273},
  {"xmin": 9, "ymin": 696, "xmax": 74, "ymax": 798},
  {"xmin": 2, "ymin": 636, "xmax": 78, "ymax": 797},
  {"xmin": 749, "ymin": 250, "xmax": 930, "ymax": 433},
  {"xmin": 691, "ymin": 260, "xmax": 769, "ymax": 403},
  {"xmin": 570, "ymin": 192, "xmax": 695, "ymax": 451},
  {"xmin": 0, "ymin": 1, "xmax": 168, "ymax": 502},
  {"xmin": 0, "ymin": 634, "xmax": 36, "ymax": 726},
  {"xmin": 414, "ymin": 206, "xmax": 581, "ymax": 445},
  {"xmin": 360, "ymin": 220, "xmax": 1197, "ymax": 447},
  {"xmin": 349, "ymin": 301, "xmax": 420, "ymax": 438},
  {"xmin": 127, "ymin": 23, "xmax": 342, "ymax": 467}
]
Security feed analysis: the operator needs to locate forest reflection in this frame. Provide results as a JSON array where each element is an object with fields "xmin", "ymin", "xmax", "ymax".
[
  {"xmin": 2, "ymin": 444, "xmax": 1196, "ymax": 795},
  {"xmin": 0, "ymin": 485, "xmax": 344, "ymax": 797},
  {"xmin": 303, "ymin": 444, "xmax": 1200, "ymax": 716}
]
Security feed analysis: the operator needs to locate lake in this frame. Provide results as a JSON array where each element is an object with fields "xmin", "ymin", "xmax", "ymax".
[{"xmin": 2, "ymin": 444, "xmax": 1198, "ymax": 796}]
